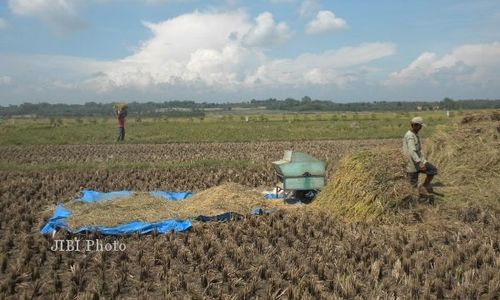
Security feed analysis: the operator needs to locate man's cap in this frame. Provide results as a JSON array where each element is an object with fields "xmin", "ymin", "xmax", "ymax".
[{"xmin": 411, "ymin": 116, "xmax": 426, "ymax": 126}]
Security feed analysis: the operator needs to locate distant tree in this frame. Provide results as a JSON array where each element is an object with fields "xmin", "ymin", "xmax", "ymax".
[{"xmin": 442, "ymin": 97, "xmax": 456, "ymax": 110}]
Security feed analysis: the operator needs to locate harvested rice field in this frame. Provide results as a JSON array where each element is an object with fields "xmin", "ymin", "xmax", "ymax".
[{"xmin": 0, "ymin": 117, "xmax": 499, "ymax": 299}]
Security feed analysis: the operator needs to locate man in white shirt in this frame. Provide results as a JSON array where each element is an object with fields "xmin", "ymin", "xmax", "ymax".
[{"xmin": 403, "ymin": 117, "xmax": 438, "ymax": 197}]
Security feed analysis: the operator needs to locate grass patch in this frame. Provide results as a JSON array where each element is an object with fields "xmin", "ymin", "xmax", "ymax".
[{"xmin": 0, "ymin": 111, "xmax": 452, "ymax": 145}]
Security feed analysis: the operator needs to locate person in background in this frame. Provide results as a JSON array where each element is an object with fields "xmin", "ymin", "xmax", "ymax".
[
  {"xmin": 115, "ymin": 106, "xmax": 127, "ymax": 142},
  {"xmin": 402, "ymin": 116, "xmax": 438, "ymax": 197}
]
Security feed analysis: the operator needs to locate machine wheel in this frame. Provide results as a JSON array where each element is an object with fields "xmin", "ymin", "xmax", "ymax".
[{"xmin": 293, "ymin": 190, "xmax": 318, "ymax": 203}]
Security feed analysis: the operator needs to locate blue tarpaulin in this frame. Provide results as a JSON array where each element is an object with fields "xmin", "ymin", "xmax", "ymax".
[
  {"xmin": 41, "ymin": 189, "xmax": 194, "ymax": 235},
  {"xmin": 264, "ymin": 193, "xmax": 287, "ymax": 199},
  {"xmin": 40, "ymin": 203, "xmax": 192, "ymax": 235},
  {"xmin": 79, "ymin": 189, "xmax": 192, "ymax": 203},
  {"xmin": 41, "ymin": 189, "xmax": 279, "ymax": 235}
]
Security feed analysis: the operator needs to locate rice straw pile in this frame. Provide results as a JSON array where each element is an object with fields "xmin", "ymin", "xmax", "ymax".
[
  {"xmin": 312, "ymin": 147, "xmax": 416, "ymax": 222},
  {"xmin": 312, "ymin": 111, "xmax": 500, "ymax": 223},
  {"xmin": 426, "ymin": 111, "xmax": 500, "ymax": 202},
  {"xmin": 64, "ymin": 183, "xmax": 286, "ymax": 228}
]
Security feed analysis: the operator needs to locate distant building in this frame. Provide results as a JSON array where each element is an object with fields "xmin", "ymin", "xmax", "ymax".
[
  {"xmin": 11, "ymin": 114, "xmax": 38, "ymax": 119},
  {"xmin": 202, "ymin": 108, "xmax": 224, "ymax": 111},
  {"xmin": 154, "ymin": 107, "xmax": 191, "ymax": 113}
]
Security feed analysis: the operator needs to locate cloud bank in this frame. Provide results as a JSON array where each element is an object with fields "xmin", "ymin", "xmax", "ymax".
[
  {"xmin": 386, "ymin": 42, "xmax": 500, "ymax": 87},
  {"xmin": 81, "ymin": 10, "xmax": 392, "ymax": 93}
]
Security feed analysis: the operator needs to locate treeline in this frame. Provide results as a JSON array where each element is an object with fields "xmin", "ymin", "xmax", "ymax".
[
  {"xmin": 0, "ymin": 101, "xmax": 206, "ymax": 118},
  {"xmin": 1, "ymin": 97, "xmax": 499, "ymax": 117},
  {"xmin": 250, "ymin": 97, "xmax": 500, "ymax": 112}
]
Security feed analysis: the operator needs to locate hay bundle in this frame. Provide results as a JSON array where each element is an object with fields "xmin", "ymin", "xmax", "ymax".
[
  {"xmin": 312, "ymin": 148, "xmax": 415, "ymax": 222},
  {"xmin": 113, "ymin": 103, "xmax": 128, "ymax": 111},
  {"xmin": 64, "ymin": 183, "xmax": 286, "ymax": 228}
]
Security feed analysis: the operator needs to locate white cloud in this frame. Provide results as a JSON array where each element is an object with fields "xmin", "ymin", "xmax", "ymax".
[
  {"xmin": 299, "ymin": 0, "xmax": 319, "ymax": 17},
  {"xmin": 241, "ymin": 12, "xmax": 292, "ymax": 47},
  {"xmin": 84, "ymin": 10, "xmax": 293, "ymax": 92},
  {"xmin": 8, "ymin": 0, "xmax": 86, "ymax": 34},
  {"xmin": 84, "ymin": 9, "xmax": 394, "ymax": 91},
  {"xmin": 86, "ymin": 11, "xmax": 392, "ymax": 92},
  {"xmin": 0, "ymin": 18, "xmax": 7, "ymax": 30},
  {"xmin": 0, "ymin": 53, "xmax": 113, "ymax": 91},
  {"xmin": 386, "ymin": 42, "xmax": 500, "ymax": 86},
  {"xmin": 0, "ymin": 75, "xmax": 12, "ymax": 85},
  {"xmin": 245, "ymin": 43, "xmax": 396, "ymax": 87},
  {"xmin": 306, "ymin": 10, "xmax": 347, "ymax": 34}
]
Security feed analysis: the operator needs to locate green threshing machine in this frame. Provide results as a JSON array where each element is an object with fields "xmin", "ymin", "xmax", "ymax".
[{"xmin": 272, "ymin": 151, "xmax": 326, "ymax": 201}]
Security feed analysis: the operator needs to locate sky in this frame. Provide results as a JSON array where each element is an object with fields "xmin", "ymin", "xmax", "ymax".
[{"xmin": 0, "ymin": 0, "xmax": 499, "ymax": 105}]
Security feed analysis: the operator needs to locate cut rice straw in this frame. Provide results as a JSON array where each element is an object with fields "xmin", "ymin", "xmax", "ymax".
[
  {"xmin": 64, "ymin": 183, "xmax": 289, "ymax": 228},
  {"xmin": 426, "ymin": 111, "xmax": 500, "ymax": 202},
  {"xmin": 312, "ymin": 147, "xmax": 416, "ymax": 222}
]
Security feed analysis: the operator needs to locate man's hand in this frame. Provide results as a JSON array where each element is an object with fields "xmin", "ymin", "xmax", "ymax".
[{"xmin": 419, "ymin": 162, "xmax": 426, "ymax": 172}]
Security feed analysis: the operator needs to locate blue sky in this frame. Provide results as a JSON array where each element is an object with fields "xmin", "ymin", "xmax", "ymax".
[{"xmin": 0, "ymin": 0, "xmax": 499, "ymax": 104}]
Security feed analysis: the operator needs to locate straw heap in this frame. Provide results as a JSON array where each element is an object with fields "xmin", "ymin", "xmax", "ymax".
[
  {"xmin": 426, "ymin": 111, "xmax": 500, "ymax": 201},
  {"xmin": 312, "ymin": 147, "xmax": 416, "ymax": 222},
  {"xmin": 313, "ymin": 111, "xmax": 500, "ymax": 222}
]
